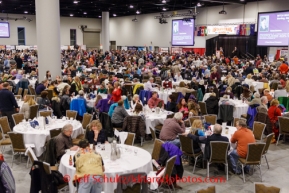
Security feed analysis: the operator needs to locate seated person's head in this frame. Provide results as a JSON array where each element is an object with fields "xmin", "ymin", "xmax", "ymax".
[
  {"xmin": 62, "ymin": 124, "xmax": 73, "ymax": 137},
  {"xmin": 152, "ymin": 91, "xmax": 158, "ymax": 99},
  {"xmin": 118, "ymin": 100, "xmax": 124, "ymax": 107},
  {"xmin": 236, "ymin": 119, "xmax": 247, "ymax": 129},
  {"xmin": 78, "ymin": 139, "xmax": 90, "ymax": 149},
  {"xmin": 174, "ymin": 112, "xmax": 183, "ymax": 122},
  {"xmin": 41, "ymin": 91, "xmax": 48, "ymax": 98},
  {"xmin": 134, "ymin": 103, "xmax": 143, "ymax": 114},
  {"xmin": 213, "ymin": 124, "xmax": 222, "ymax": 134},
  {"xmin": 89, "ymin": 120, "xmax": 102, "ymax": 131},
  {"xmin": 133, "ymin": 94, "xmax": 139, "ymax": 102},
  {"xmin": 191, "ymin": 119, "xmax": 202, "ymax": 131},
  {"xmin": 78, "ymin": 90, "xmax": 84, "ymax": 96}
]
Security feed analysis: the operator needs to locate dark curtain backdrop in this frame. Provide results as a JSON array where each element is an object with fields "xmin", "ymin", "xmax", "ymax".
[{"xmin": 206, "ymin": 35, "xmax": 267, "ymax": 58}]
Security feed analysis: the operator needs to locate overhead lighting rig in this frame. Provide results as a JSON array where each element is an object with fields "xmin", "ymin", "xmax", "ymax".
[{"xmin": 154, "ymin": 9, "xmax": 198, "ymax": 20}]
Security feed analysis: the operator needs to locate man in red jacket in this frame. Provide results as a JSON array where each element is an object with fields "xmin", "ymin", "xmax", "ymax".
[{"xmin": 279, "ymin": 62, "xmax": 288, "ymax": 74}]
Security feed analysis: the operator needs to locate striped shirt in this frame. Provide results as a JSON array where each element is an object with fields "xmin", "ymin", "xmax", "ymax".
[{"xmin": 0, "ymin": 161, "xmax": 15, "ymax": 193}]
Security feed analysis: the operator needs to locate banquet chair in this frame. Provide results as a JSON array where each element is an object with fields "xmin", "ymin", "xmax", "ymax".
[
  {"xmin": 237, "ymin": 143, "xmax": 266, "ymax": 182},
  {"xmin": 29, "ymin": 105, "xmax": 39, "ymax": 120},
  {"xmin": 207, "ymin": 142, "xmax": 230, "ymax": 181},
  {"xmin": 254, "ymin": 183, "xmax": 281, "ymax": 193},
  {"xmin": 151, "ymin": 139, "xmax": 164, "ymax": 171},
  {"xmin": 47, "ymin": 89, "xmax": 53, "ymax": 101},
  {"xmin": 25, "ymin": 147, "xmax": 38, "ymax": 168},
  {"xmin": 154, "ymin": 113, "xmax": 174, "ymax": 134},
  {"xmin": 8, "ymin": 86, "xmax": 12, "ymax": 92},
  {"xmin": 28, "ymin": 85, "xmax": 36, "ymax": 95},
  {"xmin": 149, "ymin": 127, "xmax": 157, "ymax": 141},
  {"xmin": 82, "ymin": 113, "xmax": 93, "ymax": 130},
  {"xmin": 233, "ymin": 118, "xmax": 246, "ymax": 127},
  {"xmin": 66, "ymin": 110, "xmax": 77, "ymax": 120},
  {"xmin": 0, "ymin": 132, "xmax": 11, "ymax": 152},
  {"xmin": 50, "ymin": 129, "xmax": 62, "ymax": 139},
  {"xmin": 39, "ymin": 111, "xmax": 53, "ymax": 118},
  {"xmin": 72, "ymin": 125, "xmax": 89, "ymax": 146},
  {"xmin": 156, "ymin": 155, "xmax": 177, "ymax": 193},
  {"xmin": 15, "ymin": 95, "xmax": 22, "ymax": 101},
  {"xmin": 204, "ymin": 115, "xmax": 217, "ymax": 125},
  {"xmin": 17, "ymin": 88, "xmax": 23, "ymax": 96},
  {"xmin": 114, "ymin": 172, "xmax": 147, "ymax": 193},
  {"xmin": 179, "ymin": 134, "xmax": 203, "ymax": 174},
  {"xmin": 189, "ymin": 116, "xmax": 201, "ymax": 126},
  {"xmin": 23, "ymin": 88, "xmax": 28, "ymax": 96},
  {"xmin": 252, "ymin": 122, "xmax": 266, "ymax": 141},
  {"xmin": 0, "ymin": 116, "xmax": 12, "ymax": 138},
  {"xmin": 42, "ymin": 162, "xmax": 69, "ymax": 192},
  {"xmin": 276, "ymin": 117, "xmax": 289, "ymax": 146},
  {"xmin": 196, "ymin": 186, "xmax": 216, "ymax": 193},
  {"xmin": 124, "ymin": 132, "xmax": 135, "ymax": 146},
  {"xmin": 262, "ymin": 133, "xmax": 274, "ymax": 169},
  {"xmin": 198, "ymin": 101, "xmax": 208, "ymax": 115},
  {"xmin": 8, "ymin": 132, "xmax": 27, "ymax": 167},
  {"xmin": 12, "ymin": 113, "xmax": 25, "ymax": 126}
]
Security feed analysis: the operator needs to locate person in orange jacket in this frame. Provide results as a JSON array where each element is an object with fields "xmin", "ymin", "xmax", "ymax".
[{"xmin": 279, "ymin": 62, "xmax": 289, "ymax": 74}]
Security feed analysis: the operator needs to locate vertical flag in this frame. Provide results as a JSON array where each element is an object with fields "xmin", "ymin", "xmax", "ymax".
[
  {"xmin": 239, "ymin": 24, "xmax": 246, "ymax": 35},
  {"xmin": 250, "ymin": 24, "xmax": 255, "ymax": 36},
  {"xmin": 246, "ymin": 24, "xmax": 251, "ymax": 36}
]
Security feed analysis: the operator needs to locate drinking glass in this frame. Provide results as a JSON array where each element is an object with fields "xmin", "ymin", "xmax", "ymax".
[{"xmin": 134, "ymin": 148, "xmax": 138, "ymax": 156}]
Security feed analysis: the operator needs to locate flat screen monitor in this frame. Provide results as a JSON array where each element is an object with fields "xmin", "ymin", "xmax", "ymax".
[
  {"xmin": 257, "ymin": 10, "xmax": 289, "ymax": 46},
  {"xmin": 171, "ymin": 19, "xmax": 195, "ymax": 46},
  {"xmin": 0, "ymin": 22, "xmax": 10, "ymax": 38}
]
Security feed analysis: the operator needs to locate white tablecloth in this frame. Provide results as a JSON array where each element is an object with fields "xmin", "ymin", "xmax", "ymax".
[
  {"xmin": 219, "ymin": 100, "xmax": 249, "ymax": 118},
  {"xmin": 158, "ymin": 89, "xmax": 175, "ymax": 104},
  {"xmin": 127, "ymin": 110, "xmax": 171, "ymax": 134},
  {"xmin": 162, "ymin": 80, "xmax": 190, "ymax": 87},
  {"xmin": 252, "ymin": 82, "xmax": 264, "ymax": 93},
  {"xmin": 59, "ymin": 145, "xmax": 153, "ymax": 193},
  {"xmin": 202, "ymin": 93, "xmax": 211, "ymax": 102},
  {"xmin": 13, "ymin": 119, "xmax": 83, "ymax": 157}
]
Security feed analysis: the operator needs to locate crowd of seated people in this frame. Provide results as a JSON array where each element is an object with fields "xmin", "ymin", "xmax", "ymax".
[{"xmin": 1, "ymin": 48, "xmax": 289, "ymax": 189}]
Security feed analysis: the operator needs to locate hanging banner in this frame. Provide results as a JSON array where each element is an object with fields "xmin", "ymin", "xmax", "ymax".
[
  {"xmin": 207, "ymin": 25, "xmax": 239, "ymax": 35},
  {"xmin": 171, "ymin": 47, "xmax": 183, "ymax": 54},
  {"xmin": 137, "ymin": 47, "xmax": 145, "ymax": 51},
  {"xmin": 160, "ymin": 47, "xmax": 169, "ymax": 53},
  {"xmin": 6, "ymin": 45, "xmax": 15, "ymax": 50}
]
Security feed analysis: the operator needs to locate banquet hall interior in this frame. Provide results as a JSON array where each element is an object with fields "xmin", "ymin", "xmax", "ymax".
[{"xmin": 0, "ymin": 0, "xmax": 289, "ymax": 192}]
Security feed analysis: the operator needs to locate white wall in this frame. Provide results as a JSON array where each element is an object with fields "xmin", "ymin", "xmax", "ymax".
[
  {"xmin": 0, "ymin": 13, "xmax": 101, "ymax": 46},
  {"xmin": 0, "ymin": 0, "xmax": 288, "ymax": 48}
]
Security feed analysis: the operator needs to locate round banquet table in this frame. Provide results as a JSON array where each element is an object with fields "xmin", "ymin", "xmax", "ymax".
[
  {"xmin": 127, "ymin": 110, "xmax": 172, "ymax": 134},
  {"xmin": 158, "ymin": 89, "xmax": 175, "ymax": 104},
  {"xmin": 13, "ymin": 119, "xmax": 83, "ymax": 157},
  {"xmin": 58, "ymin": 144, "xmax": 153, "ymax": 193},
  {"xmin": 218, "ymin": 99, "xmax": 249, "ymax": 118}
]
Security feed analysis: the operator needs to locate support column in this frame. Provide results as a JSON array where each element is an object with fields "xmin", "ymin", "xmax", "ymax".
[
  {"xmin": 35, "ymin": 0, "xmax": 61, "ymax": 81},
  {"xmin": 101, "ymin": 12, "xmax": 110, "ymax": 52}
]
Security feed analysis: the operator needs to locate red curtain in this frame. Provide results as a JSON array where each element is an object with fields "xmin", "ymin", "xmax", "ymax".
[{"xmin": 182, "ymin": 48, "xmax": 206, "ymax": 55}]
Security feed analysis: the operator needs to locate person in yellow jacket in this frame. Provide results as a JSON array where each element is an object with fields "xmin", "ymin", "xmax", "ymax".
[{"xmin": 74, "ymin": 139, "xmax": 104, "ymax": 193}]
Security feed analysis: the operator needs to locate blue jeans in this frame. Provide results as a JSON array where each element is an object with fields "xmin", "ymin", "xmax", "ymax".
[
  {"xmin": 168, "ymin": 139, "xmax": 180, "ymax": 148},
  {"xmin": 229, "ymin": 149, "xmax": 249, "ymax": 173},
  {"xmin": 78, "ymin": 175, "xmax": 103, "ymax": 193}
]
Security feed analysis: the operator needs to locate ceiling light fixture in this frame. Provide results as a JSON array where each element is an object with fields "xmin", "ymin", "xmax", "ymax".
[
  {"xmin": 162, "ymin": 0, "xmax": 166, "ymax": 3},
  {"xmin": 73, "ymin": 1, "xmax": 78, "ymax": 4},
  {"xmin": 136, "ymin": 10, "xmax": 140, "ymax": 14},
  {"xmin": 113, "ymin": 14, "xmax": 117, "ymax": 17},
  {"xmin": 83, "ymin": 12, "xmax": 87, "ymax": 14},
  {"xmin": 162, "ymin": 8, "xmax": 167, "ymax": 11},
  {"xmin": 129, "ymin": 5, "xmax": 134, "ymax": 8},
  {"xmin": 98, "ymin": 16, "xmax": 101, "ymax": 18},
  {"xmin": 70, "ymin": 14, "xmax": 74, "ymax": 16},
  {"xmin": 132, "ymin": 16, "xmax": 138, "ymax": 22},
  {"xmin": 197, "ymin": 3, "xmax": 202, "ymax": 7},
  {"xmin": 24, "ymin": 11, "xmax": 28, "ymax": 14},
  {"xmin": 219, "ymin": 0, "xmax": 227, "ymax": 14},
  {"xmin": 0, "ymin": 1, "xmax": 2, "ymax": 3}
]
